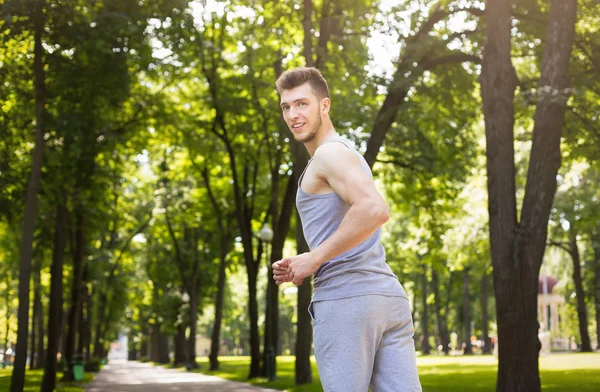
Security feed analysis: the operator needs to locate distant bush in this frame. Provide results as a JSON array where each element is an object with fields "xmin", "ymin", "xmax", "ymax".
[{"xmin": 85, "ymin": 357, "xmax": 102, "ymax": 372}]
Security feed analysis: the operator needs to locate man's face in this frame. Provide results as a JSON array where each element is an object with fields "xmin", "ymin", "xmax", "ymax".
[{"xmin": 279, "ymin": 83, "xmax": 325, "ymax": 143}]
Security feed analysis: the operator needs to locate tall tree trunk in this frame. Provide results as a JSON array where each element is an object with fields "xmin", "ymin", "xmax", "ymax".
[
  {"xmin": 10, "ymin": 1, "xmax": 46, "ymax": 390},
  {"xmin": 85, "ymin": 286, "xmax": 92, "ymax": 359},
  {"xmin": 140, "ymin": 332, "xmax": 148, "ymax": 359},
  {"xmin": 261, "ymin": 172, "xmax": 295, "ymax": 378},
  {"xmin": 187, "ymin": 290, "xmax": 199, "ymax": 367},
  {"xmin": 262, "ymin": 246, "xmax": 279, "ymax": 379},
  {"xmin": 158, "ymin": 331, "xmax": 170, "ymax": 364},
  {"xmin": 569, "ymin": 226, "xmax": 592, "ymax": 352},
  {"xmin": 481, "ymin": 269, "xmax": 492, "ymax": 354},
  {"xmin": 37, "ymin": 297, "xmax": 45, "ymax": 369},
  {"xmin": 128, "ymin": 329, "xmax": 138, "ymax": 361},
  {"xmin": 201, "ymin": 164, "xmax": 232, "ymax": 371},
  {"xmin": 432, "ymin": 269, "xmax": 450, "ymax": 355},
  {"xmin": 200, "ymin": 166, "xmax": 232, "ymax": 372},
  {"xmin": 63, "ymin": 212, "xmax": 85, "ymax": 381},
  {"xmin": 593, "ymin": 230, "xmax": 600, "ymax": 350},
  {"xmin": 463, "ymin": 268, "xmax": 473, "ymax": 355},
  {"xmin": 295, "ymin": 208, "xmax": 313, "ymax": 385},
  {"xmin": 246, "ymin": 262, "xmax": 260, "ymax": 378},
  {"xmin": 30, "ymin": 257, "xmax": 43, "ymax": 369},
  {"xmin": 4, "ymin": 277, "xmax": 11, "ymax": 354},
  {"xmin": 209, "ymin": 248, "xmax": 227, "ymax": 370},
  {"xmin": 291, "ymin": 11, "xmax": 338, "ymax": 379},
  {"xmin": 40, "ymin": 196, "xmax": 68, "ymax": 392},
  {"xmin": 77, "ymin": 266, "xmax": 90, "ymax": 359},
  {"xmin": 420, "ymin": 265, "xmax": 430, "ymax": 355},
  {"xmin": 290, "ymin": 138, "xmax": 313, "ymax": 386},
  {"xmin": 173, "ymin": 324, "xmax": 186, "ymax": 366},
  {"xmin": 480, "ymin": 0, "xmax": 520, "ymax": 378},
  {"xmin": 93, "ymin": 294, "xmax": 107, "ymax": 359},
  {"xmin": 480, "ymin": 1, "xmax": 577, "ymax": 391},
  {"xmin": 150, "ymin": 324, "xmax": 159, "ymax": 362},
  {"xmin": 207, "ymin": 104, "xmax": 261, "ymax": 378}
]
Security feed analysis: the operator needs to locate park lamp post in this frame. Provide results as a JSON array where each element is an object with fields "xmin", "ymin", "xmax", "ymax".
[{"xmin": 260, "ymin": 223, "xmax": 276, "ymax": 382}]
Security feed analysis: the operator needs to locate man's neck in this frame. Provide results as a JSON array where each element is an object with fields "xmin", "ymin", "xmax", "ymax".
[{"xmin": 305, "ymin": 127, "xmax": 338, "ymax": 157}]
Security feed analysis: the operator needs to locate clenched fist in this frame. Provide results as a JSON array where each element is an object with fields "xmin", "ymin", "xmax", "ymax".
[{"xmin": 272, "ymin": 252, "xmax": 320, "ymax": 286}]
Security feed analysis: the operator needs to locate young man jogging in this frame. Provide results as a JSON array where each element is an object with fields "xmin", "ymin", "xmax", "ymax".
[{"xmin": 272, "ymin": 67, "xmax": 422, "ymax": 392}]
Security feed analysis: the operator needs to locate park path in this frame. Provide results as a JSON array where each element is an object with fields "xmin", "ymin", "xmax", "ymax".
[{"xmin": 85, "ymin": 360, "xmax": 281, "ymax": 392}]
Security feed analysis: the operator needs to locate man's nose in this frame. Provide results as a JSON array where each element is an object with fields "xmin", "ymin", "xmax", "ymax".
[{"xmin": 288, "ymin": 107, "xmax": 299, "ymax": 120}]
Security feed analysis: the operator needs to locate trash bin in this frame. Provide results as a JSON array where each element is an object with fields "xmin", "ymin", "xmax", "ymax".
[
  {"xmin": 72, "ymin": 354, "xmax": 85, "ymax": 381},
  {"xmin": 72, "ymin": 362, "xmax": 84, "ymax": 381}
]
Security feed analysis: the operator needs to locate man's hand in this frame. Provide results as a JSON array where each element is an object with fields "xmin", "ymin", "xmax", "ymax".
[{"xmin": 272, "ymin": 252, "xmax": 320, "ymax": 286}]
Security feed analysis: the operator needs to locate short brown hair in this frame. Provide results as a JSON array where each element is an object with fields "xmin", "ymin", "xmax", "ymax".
[{"xmin": 276, "ymin": 67, "xmax": 330, "ymax": 99}]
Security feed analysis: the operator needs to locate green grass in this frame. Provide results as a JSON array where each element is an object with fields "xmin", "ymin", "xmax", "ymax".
[
  {"xmin": 0, "ymin": 368, "xmax": 95, "ymax": 392},
  {"xmin": 190, "ymin": 353, "xmax": 600, "ymax": 392}
]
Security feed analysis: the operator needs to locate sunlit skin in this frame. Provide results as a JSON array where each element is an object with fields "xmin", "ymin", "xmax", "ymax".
[{"xmin": 273, "ymin": 83, "xmax": 390, "ymax": 286}]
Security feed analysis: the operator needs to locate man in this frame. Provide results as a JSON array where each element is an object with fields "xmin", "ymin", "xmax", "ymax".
[{"xmin": 272, "ymin": 67, "xmax": 422, "ymax": 392}]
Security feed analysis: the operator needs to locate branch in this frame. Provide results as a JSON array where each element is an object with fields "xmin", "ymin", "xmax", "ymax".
[
  {"xmin": 569, "ymin": 107, "xmax": 600, "ymax": 141},
  {"xmin": 446, "ymin": 28, "xmax": 479, "ymax": 44},
  {"xmin": 412, "ymin": 6, "xmax": 484, "ymax": 44},
  {"xmin": 303, "ymin": 0, "xmax": 314, "ymax": 66},
  {"xmin": 575, "ymin": 40, "xmax": 600, "ymax": 72},
  {"xmin": 273, "ymin": 173, "xmax": 296, "ymax": 251},
  {"xmin": 548, "ymin": 240, "xmax": 573, "ymax": 257},
  {"xmin": 112, "ymin": 216, "xmax": 152, "ymax": 268},
  {"xmin": 444, "ymin": 270, "xmax": 455, "ymax": 310},
  {"xmin": 165, "ymin": 210, "xmax": 190, "ymax": 292},
  {"xmin": 375, "ymin": 158, "xmax": 420, "ymax": 171},
  {"xmin": 315, "ymin": 0, "xmax": 343, "ymax": 69},
  {"xmin": 191, "ymin": 227, "xmax": 201, "ymax": 284},
  {"xmin": 197, "ymin": 163, "xmax": 224, "ymax": 233},
  {"xmin": 248, "ymin": 157, "xmax": 260, "ymax": 221},
  {"xmin": 421, "ymin": 53, "xmax": 481, "ymax": 70}
]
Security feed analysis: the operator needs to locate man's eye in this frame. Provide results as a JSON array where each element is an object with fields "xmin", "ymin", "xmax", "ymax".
[
  {"xmin": 298, "ymin": 102, "xmax": 307, "ymax": 107},
  {"xmin": 282, "ymin": 106, "xmax": 290, "ymax": 111}
]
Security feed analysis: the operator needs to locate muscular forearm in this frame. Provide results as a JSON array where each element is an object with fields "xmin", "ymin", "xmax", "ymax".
[{"xmin": 310, "ymin": 200, "xmax": 389, "ymax": 267}]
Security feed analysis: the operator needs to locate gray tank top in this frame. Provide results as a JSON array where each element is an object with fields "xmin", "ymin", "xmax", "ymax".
[{"xmin": 296, "ymin": 137, "xmax": 408, "ymax": 302}]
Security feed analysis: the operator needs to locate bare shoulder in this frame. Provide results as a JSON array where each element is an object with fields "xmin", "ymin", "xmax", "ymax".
[{"xmin": 312, "ymin": 142, "xmax": 361, "ymax": 172}]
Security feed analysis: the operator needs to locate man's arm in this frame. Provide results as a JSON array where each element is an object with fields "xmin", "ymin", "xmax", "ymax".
[{"xmin": 273, "ymin": 143, "xmax": 389, "ymax": 285}]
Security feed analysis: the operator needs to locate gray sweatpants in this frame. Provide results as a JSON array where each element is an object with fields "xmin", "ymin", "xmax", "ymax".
[{"xmin": 309, "ymin": 295, "xmax": 422, "ymax": 392}]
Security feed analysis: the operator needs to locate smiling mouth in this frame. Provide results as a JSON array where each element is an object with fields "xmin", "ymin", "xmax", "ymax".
[{"xmin": 292, "ymin": 123, "xmax": 306, "ymax": 130}]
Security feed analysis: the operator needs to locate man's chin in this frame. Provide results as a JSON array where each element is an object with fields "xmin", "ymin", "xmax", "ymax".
[{"xmin": 294, "ymin": 132, "xmax": 317, "ymax": 144}]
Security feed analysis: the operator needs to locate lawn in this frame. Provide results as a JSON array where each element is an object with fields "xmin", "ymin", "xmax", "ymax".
[
  {"xmin": 0, "ymin": 368, "xmax": 95, "ymax": 392},
  {"xmin": 192, "ymin": 352, "xmax": 600, "ymax": 392}
]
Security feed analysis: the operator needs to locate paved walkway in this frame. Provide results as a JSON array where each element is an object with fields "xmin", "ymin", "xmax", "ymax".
[{"xmin": 85, "ymin": 360, "xmax": 280, "ymax": 392}]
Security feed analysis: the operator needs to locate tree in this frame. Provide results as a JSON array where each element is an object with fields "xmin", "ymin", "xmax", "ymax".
[
  {"xmin": 10, "ymin": 0, "xmax": 47, "ymax": 390},
  {"xmin": 40, "ymin": 192, "xmax": 67, "ymax": 392},
  {"xmin": 480, "ymin": 0, "xmax": 577, "ymax": 390},
  {"xmin": 549, "ymin": 162, "xmax": 600, "ymax": 352},
  {"xmin": 363, "ymin": 1, "xmax": 483, "ymax": 169}
]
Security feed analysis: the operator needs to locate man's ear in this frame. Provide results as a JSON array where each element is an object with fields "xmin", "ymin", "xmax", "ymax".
[{"xmin": 321, "ymin": 97, "xmax": 331, "ymax": 115}]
